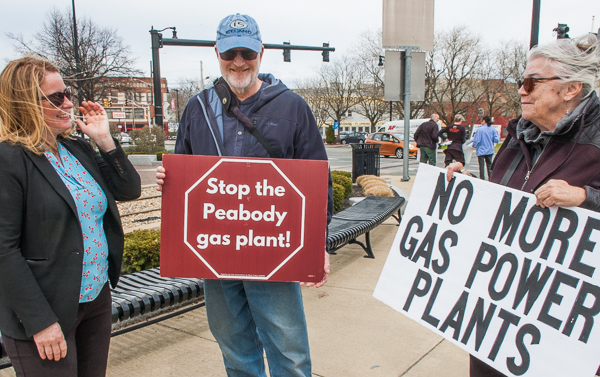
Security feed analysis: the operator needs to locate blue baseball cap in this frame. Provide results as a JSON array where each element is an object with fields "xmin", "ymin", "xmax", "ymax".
[{"xmin": 216, "ymin": 13, "xmax": 262, "ymax": 53}]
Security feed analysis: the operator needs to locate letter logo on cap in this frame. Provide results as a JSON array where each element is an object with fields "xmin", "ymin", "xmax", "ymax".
[{"xmin": 230, "ymin": 20, "xmax": 247, "ymax": 29}]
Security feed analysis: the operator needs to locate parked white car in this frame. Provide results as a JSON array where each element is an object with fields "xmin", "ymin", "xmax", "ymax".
[{"xmin": 119, "ymin": 132, "xmax": 131, "ymax": 143}]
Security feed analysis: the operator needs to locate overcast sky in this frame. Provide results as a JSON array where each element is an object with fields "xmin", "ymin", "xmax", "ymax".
[{"xmin": 1, "ymin": 0, "xmax": 598, "ymax": 89}]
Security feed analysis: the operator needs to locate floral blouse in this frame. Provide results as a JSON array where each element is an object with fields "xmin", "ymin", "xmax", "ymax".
[{"xmin": 45, "ymin": 143, "xmax": 109, "ymax": 303}]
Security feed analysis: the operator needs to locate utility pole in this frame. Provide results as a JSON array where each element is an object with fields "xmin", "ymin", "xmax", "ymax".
[{"xmin": 173, "ymin": 88, "xmax": 180, "ymax": 123}]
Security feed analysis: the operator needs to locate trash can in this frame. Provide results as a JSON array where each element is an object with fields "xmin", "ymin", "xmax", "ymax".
[{"xmin": 351, "ymin": 143, "xmax": 381, "ymax": 183}]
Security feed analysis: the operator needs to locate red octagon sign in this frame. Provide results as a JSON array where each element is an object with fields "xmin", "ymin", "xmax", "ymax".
[
  {"xmin": 160, "ymin": 155, "xmax": 329, "ymax": 282},
  {"xmin": 185, "ymin": 159, "xmax": 304, "ymax": 279}
]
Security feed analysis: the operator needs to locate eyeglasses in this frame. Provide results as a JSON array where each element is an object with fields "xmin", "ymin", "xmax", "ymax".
[
  {"xmin": 219, "ymin": 49, "xmax": 258, "ymax": 61},
  {"xmin": 517, "ymin": 77, "xmax": 561, "ymax": 93},
  {"xmin": 40, "ymin": 87, "xmax": 72, "ymax": 107}
]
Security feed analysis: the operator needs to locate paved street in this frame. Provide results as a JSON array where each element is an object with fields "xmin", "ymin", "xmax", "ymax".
[
  {"xmin": 137, "ymin": 144, "xmax": 481, "ymax": 187},
  {"xmin": 326, "ymin": 144, "xmax": 481, "ymax": 178}
]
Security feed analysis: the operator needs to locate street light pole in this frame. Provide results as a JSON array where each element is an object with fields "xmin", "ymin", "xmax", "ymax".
[
  {"xmin": 530, "ymin": 0, "xmax": 541, "ymax": 49},
  {"xmin": 71, "ymin": 0, "xmax": 83, "ymax": 106},
  {"xmin": 200, "ymin": 61, "xmax": 205, "ymax": 91}
]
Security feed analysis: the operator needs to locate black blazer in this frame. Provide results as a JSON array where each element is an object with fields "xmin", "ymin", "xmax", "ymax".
[{"xmin": 0, "ymin": 137, "xmax": 141, "ymax": 339}]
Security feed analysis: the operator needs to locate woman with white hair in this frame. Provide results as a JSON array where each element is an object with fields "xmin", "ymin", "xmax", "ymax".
[{"xmin": 447, "ymin": 33, "xmax": 600, "ymax": 377}]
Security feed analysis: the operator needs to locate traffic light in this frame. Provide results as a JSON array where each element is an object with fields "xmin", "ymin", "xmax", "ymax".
[
  {"xmin": 554, "ymin": 23, "xmax": 570, "ymax": 39},
  {"xmin": 283, "ymin": 41, "xmax": 291, "ymax": 62},
  {"xmin": 103, "ymin": 99, "xmax": 109, "ymax": 107},
  {"xmin": 322, "ymin": 43, "xmax": 330, "ymax": 62},
  {"xmin": 107, "ymin": 99, "xmax": 112, "ymax": 107},
  {"xmin": 125, "ymin": 98, "xmax": 129, "ymax": 106}
]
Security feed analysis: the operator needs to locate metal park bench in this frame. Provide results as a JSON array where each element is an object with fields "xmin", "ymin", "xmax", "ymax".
[
  {"xmin": 327, "ymin": 195, "xmax": 405, "ymax": 258},
  {"xmin": 0, "ymin": 269, "xmax": 204, "ymax": 368},
  {"xmin": 109, "ymin": 268, "xmax": 204, "ymax": 333}
]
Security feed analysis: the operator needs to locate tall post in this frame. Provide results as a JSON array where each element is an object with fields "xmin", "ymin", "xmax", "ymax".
[
  {"xmin": 530, "ymin": 0, "xmax": 541, "ymax": 49},
  {"xmin": 402, "ymin": 47, "xmax": 413, "ymax": 182},
  {"xmin": 200, "ymin": 61, "xmax": 205, "ymax": 91},
  {"xmin": 71, "ymin": 0, "xmax": 83, "ymax": 106},
  {"xmin": 389, "ymin": 101, "xmax": 392, "ymax": 121},
  {"xmin": 132, "ymin": 99, "xmax": 136, "ymax": 129},
  {"xmin": 150, "ymin": 28, "xmax": 164, "ymax": 130},
  {"xmin": 175, "ymin": 89, "xmax": 180, "ymax": 123}
]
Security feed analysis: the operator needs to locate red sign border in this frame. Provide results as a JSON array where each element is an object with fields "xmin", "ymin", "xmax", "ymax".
[{"xmin": 182, "ymin": 158, "xmax": 306, "ymax": 280}]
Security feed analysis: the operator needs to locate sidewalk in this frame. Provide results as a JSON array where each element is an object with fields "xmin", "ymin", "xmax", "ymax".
[{"xmin": 102, "ymin": 173, "xmax": 468, "ymax": 377}]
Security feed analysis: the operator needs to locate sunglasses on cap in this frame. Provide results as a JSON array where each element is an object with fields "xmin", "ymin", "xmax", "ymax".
[
  {"xmin": 517, "ymin": 77, "xmax": 561, "ymax": 93},
  {"xmin": 219, "ymin": 49, "xmax": 259, "ymax": 61},
  {"xmin": 39, "ymin": 87, "xmax": 72, "ymax": 107}
]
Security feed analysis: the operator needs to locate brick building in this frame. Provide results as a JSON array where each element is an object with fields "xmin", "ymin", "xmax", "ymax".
[{"xmin": 96, "ymin": 77, "xmax": 169, "ymax": 132}]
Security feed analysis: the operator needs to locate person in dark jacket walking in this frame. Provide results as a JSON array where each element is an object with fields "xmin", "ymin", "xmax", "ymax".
[
  {"xmin": 472, "ymin": 115, "xmax": 500, "ymax": 180},
  {"xmin": 155, "ymin": 13, "xmax": 332, "ymax": 377},
  {"xmin": 438, "ymin": 114, "xmax": 466, "ymax": 166},
  {"xmin": 414, "ymin": 114, "xmax": 440, "ymax": 165},
  {"xmin": 447, "ymin": 33, "xmax": 600, "ymax": 377}
]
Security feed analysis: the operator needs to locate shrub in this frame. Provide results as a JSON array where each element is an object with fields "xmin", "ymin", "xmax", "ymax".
[
  {"xmin": 156, "ymin": 151, "xmax": 170, "ymax": 161},
  {"xmin": 122, "ymin": 229, "xmax": 161, "ymax": 274},
  {"xmin": 109, "ymin": 123, "xmax": 122, "ymax": 139},
  {"xmin": 129, "ymin": 126, "xmax": 166, "ymax": 154},
  {"xmin": 332, "ymin": 174, "xmax": 352, "ymax": 198},
  {"xmin": 331, "ymin": 170, "xmax": 351, "ymax": 179},
  {"xmin": 332, "ymin": 182, "xmax": 344, "ymax": 212},
  {"xmin": 326, "ymin": 125, "xmax": 336, "ymax": 144}
]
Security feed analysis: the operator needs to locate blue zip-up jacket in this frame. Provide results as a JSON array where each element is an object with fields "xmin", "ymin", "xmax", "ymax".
[
  {"xmin": 175, "ymin": 73, "xmax": 333, "ymax": 228},
  {"xmin": 472, "ymin": 124, "xmax": 500, "ymax": 156}
]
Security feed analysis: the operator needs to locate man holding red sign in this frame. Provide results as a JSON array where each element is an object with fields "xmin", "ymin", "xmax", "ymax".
[{"xmin": 156, "ymin": 13, "xmax": 332, "ymax": 377}]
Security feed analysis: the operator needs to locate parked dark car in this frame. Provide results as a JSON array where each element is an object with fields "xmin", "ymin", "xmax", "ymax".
[{"xmin": 340, "ymin": 132, "xmax": 366, "ymax": 144}]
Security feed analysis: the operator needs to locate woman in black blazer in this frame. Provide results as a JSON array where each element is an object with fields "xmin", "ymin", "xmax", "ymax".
[{"xmin": 0, "ymin": 56, "xmax": 141, "ymax": 376}]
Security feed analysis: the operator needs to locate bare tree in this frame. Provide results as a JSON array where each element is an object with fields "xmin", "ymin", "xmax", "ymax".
[
  {"xmin": 169, "ymin": 76, "xmax": 215, "ymax": 123},
  {"xmin": 294, "ymin": 77, "xmax": 330, "ymax": 131},
  {"xmin": 496, "ymin": 40, "xmax": 528, "ymax": 118},
  {"xmin": 349, "ymin": 30, "xmax": 388, "ymax": 131},
  {"xmin": 314, "ymin": 57, "xmax": 358, "ymax": 124},
  {"xmin": 350, "ymin": 29, "xmax": 385, "ymax": 87},
  {"xmin": 392, "ymin": 99, "xmax": 428, "ymax": 120},
  {"xmin": 425, "ymin": 26, "xmax": 487, "ymax": 126},
  {"xmin": 8, "ymin": 8, "xmax": 141, "ymax": 104},
  {"xmin": 476, "ymin": 53, "xmax": 507, "ymax": 121}
]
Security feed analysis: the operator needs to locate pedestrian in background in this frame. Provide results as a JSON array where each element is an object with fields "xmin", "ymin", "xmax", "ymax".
[
  {"xmin": 438, "ymin": 114, "xmax": 466, "ymax": 166},
  {"xmin": 472, "ymin": 115, "xmax": 500, "ymax": 180},
  {"xmin": 414, "ymin": 114, "xmax": 439, "ymax": 166}
]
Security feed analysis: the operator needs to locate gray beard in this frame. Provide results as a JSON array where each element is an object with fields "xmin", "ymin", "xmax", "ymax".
[{"xmin": 220, "ymin": 63, "xmax": 261, "ymax": 96}]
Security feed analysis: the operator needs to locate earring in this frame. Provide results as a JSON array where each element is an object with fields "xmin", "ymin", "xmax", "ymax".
[{"xmin": 566, "ymin": 101, "xmax": 569, "ymax": 115}]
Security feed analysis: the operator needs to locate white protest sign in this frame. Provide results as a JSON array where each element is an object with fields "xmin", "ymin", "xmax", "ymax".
[{"xmin": 374, "ymin": 163, "xmax": 600, "ymax": 376}]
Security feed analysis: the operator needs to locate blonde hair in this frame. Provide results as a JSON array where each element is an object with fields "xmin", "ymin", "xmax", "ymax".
[
  {"xmin": 0, "ymin": 55, "xmax": 73, "ymax": 154},
  {"xmin": 528, "ymin": 34, "xmax": 600, "ymax": 98}
]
